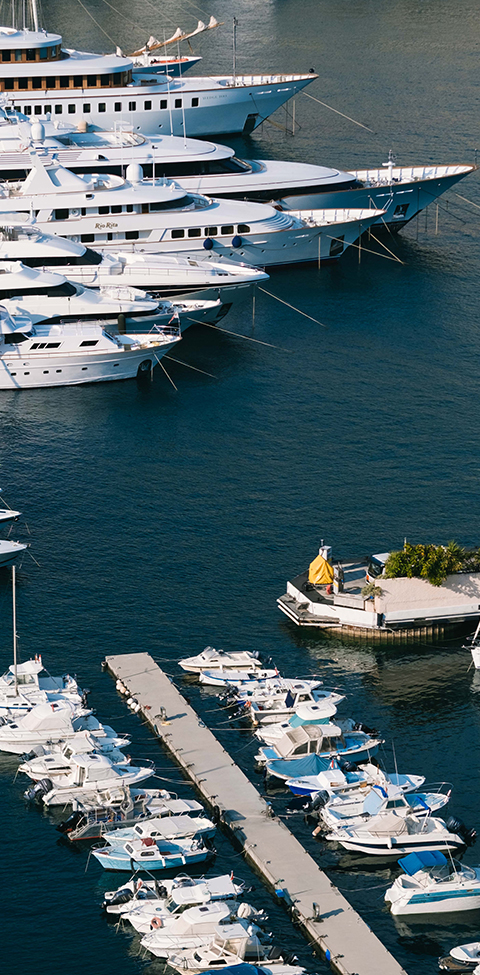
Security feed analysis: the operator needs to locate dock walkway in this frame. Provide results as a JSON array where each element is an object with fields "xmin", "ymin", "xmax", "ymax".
[{"xmin": 104, "ymin": 652, "xmax": 408, "ymax": 975}]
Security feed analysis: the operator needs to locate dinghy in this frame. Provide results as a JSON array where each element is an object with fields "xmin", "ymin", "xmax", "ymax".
[{"xmin": 439, "ymin": 943, "xmax": 480, "ymax": 972}]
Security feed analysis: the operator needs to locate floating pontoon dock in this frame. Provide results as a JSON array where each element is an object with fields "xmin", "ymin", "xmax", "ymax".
[{"xmin": 104, "ymin": 652, "xmax": 408, "ymax": 975}]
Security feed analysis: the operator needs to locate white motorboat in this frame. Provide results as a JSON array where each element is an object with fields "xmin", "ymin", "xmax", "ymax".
[
  {"xmin": 165, "ymin": 937, "xmax": 303, "ymax": 974},
  {"xmin": 25, "ymin": 751, "xmax": 154, "ymax": 806},
  {"xmin": 0, "ymin": 491, "xmax": 20, "ymax": 524},
  {"xmin": 0, "ymin": 110, "xmax": 472, "ymax": 233},
  {"xmin": 0, "ymin": 538, "xmax": 28, "ymax": 566},
  {"xmin": 199, "ymin": 669, "xmax": 279, "ymax": 688},
  {"xmin": 18, "ymin": 730, "xmax": 131, "ymax": 778},
  {"xmin": 126, "ymin": 891, "xmax": 263, "ymax": 936},
  {"xmin": 103, "ymin": 872, "xmax": 245, "ymax": 917},
  {"xmin": 319, "ymin": 783, "xmax": 451, "ymax": 832},
  {"xmin": 0, "ymin": 699, "xmax": 126, "ymax": 753},
  {"xmin": 92, "ymin": 834, "xmax": 213, "ymax": 872},
  {"xmin": 325, "ymin": 810, "xmax": 476, "ymax": 858},
  {"xmin": 178, "ymin": 647, "xmax": 264, "ymax": 674},
  {"xmin": 0, "ymin": 260, "xmax": 227, "ymax": 332},
  {"xmin": 385, "ymin": 850, "xmax": 480, "ymax": 915},
  {"xmin": 104, "ymin": 814, "xmax": 216, "ymax": 846},
  {"xmin": 246, "ymin": 687, "xmax": 343, "ymax": 726},
  {"xmin": 0, "ymin": 225, "xmax": 270, "ymax": 306},
  {"xmin": 0, "ymin": 304, "xmax": 181, "ymax": 389},
  {"xmin": 285, "ymin": 759, "xmax": 425, "ymax": 799},
  {"xmin": 58, "ymin": 793, "xmax": 206, "ymax": 842},
  {"xmin": 235, "ymin": 678, "xmax": 325, "ymax": 704},
  {"xmin": 140, "ymin": 903, "xmax": 265, "ymax": 959},
  {"xmin": 0, "ymin": 153, "xmax": 384, "ymax": 267},
  {"xmin": 255, "ymin": 709, "xmax": 364, "ymax": 745},
  {"xmin": 439, "ymin": 942, "xmax": 480, "ymax": 972},
  {"xmin": 0, "ymin": 11, "xmax": 317, "ymax": 137},
  {"xmin": 0, "ymin": 656, "xmax": 79, "ymax": 698}
]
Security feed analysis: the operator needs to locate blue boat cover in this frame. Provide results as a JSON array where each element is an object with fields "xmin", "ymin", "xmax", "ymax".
[
  {"xmin": 289, "ymin": 713, "xmax": 331, "ymax": 729},
  {"xmin": 204, "ymin": 967, "xmax": 264, "ymax": 975},
  {"xmin": 266, "ymin": 754, "xmax": 332, "ymax": 777},
  {"xmin": 398, "ymin": 850, "xmax": 447, "ymax": 875}
]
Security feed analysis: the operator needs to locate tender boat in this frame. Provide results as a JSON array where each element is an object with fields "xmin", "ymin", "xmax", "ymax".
[
  {"xmin": 92, "ymin": 834, "xmax": 214, "ymax": 871},
  {"xmin": 439, "ymin": 942, "xmax": 480, "ymax": 972},
  {"xmin": 199, "ymin": 669, "xmax": 279, "ymax": 688},
  {"xmin": 325, "ymin": 811, "xmax": 476, "ymax": 858},
  {"xmin": 103, "ymin": 814, "xmax": 216, "ymax": 845},
  {"xmin": 318, "ymin": 783, "xmax": 451, "ymax": 831},
  {"xmin": 285, "ymin": 759, "xmax": 424, "ymax": 798},
  {"xmin": 165, "ymin": 938, "xmax": 303, "ymax": 973},
  {"xmin": 0, "ymin": 304, "xmax": 181, "ymax": 389},
  {"xmin": 103, "ymin": 871, "xmax": 245, "ymax": 916},
  {"xmin": 178, "ymin": 648, "xmax": 264, "ymax": 674},
  {"xmin": 0, "ymin": 152, "xmax": 384, "ymax": 267},
  {"xmin": 58, "ymin": 792, "xmax": 205, "ymax": 842},
  {"xmin": 385, "ymin": 850, "xmax": 480, "ymax": 915},
  {"xmin": 24, "ymin": 751, "xmax": 154, "ymax": 806},
  {"xmin": 140, "ymin": 903, "xmax": 265, "ymax": 958}
]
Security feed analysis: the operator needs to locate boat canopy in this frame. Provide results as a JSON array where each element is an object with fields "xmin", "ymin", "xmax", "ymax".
[
  {"xmin": 308, "ymin": 553, "xmax": 334, "ymax": 585},
  {"xmin": 398, "ymin": 850, "xmax": 447, "ymax": 875},
  {"xmin": 289, "ymin": 702, "xmax": 338, "ymax": 727},
  {"xmin": 268, "ymin": 753, "xmax": 334, "ymax": 777}
]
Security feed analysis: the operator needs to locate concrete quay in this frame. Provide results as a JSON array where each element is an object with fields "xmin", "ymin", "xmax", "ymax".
[{"xmin": 104, "ymin": 651, "xmax": 408, "ymax": 975}]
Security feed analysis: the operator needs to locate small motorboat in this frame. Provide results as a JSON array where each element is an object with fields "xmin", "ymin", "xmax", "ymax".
[
  {"xmin": 178, "ymin": 647, "xmax": 263, "ymax": 674},
  {"xmin": 254, "ymin": 703, "xmax": 348, "ymax": 744},
  {"xmin": 439, "ymin": 942, "xmax": 480, "ymax": 972},
  {"xmin": 0, "ymin": 538, "xmax": 27, "ymax": 568},
  {"xmin": 0, "ymin": 657, "xmax": 81, "ymax": 714},
  {"xmin": 385, "ymin": 850, "xmax": 480, "ymax": 915},
  {"xmin": 261, "ymin": 725, "xmax": 383, "ymax": 779},
  {"xmin": 165, "ymin": 938, "xmax": 303, "ymax": 974},
  {"xmin": 92, "ymin": 835, "xmax": 214, "ymax": 872},
  {"xmin": 18, "ymin": 730, "xmax": 130, "ymax": 778},
  {"xmin": 285, "ymin": 759, "xmax": 424, "ymax": 798},
  {"xmin": 0, "ymin": 700, "xmax": 122, "ymax": 754},
  {"xmin": 199, "ymin": 669, "xmax": 278, "ymax": 688},
  {"xmin": 246, "ymin": 688, "xmax": 344, "ymax": 726},
  {"xmin": 140, "ymin": 902, "xmax": 265, "ymax": 957},
  {"xmin": 59, "ymin": 792, "xmax": 204, "ymax": 842},
  {"xmin": 103, "ymin": 814, "xmax": 216, "ymax": 846},
  {"xmin": 24, "ymin": 752, "xmax": 154, "ymax": 806},
  {"xmin": 230, "ymin": 679, "xmax": 323, "ymax": 702},
  {"xmin": 103, "ymin": 872, "xmax": 245, "ymax": 916},
  {"xmin": 318, "ymin": 783, "xmax": 451, "ymax": 831},
  {"xmin": 325, "ymin": 811, "xmax": 476, "ymax": 858}
]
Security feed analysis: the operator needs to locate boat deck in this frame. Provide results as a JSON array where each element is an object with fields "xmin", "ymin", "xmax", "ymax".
[{"xmin": 104, "ymin": 651, "xmax": 409, "ymax": 975}]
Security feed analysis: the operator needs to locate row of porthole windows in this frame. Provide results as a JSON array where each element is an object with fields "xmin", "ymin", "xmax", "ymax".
[
  {"xmin": 15, "ymin": 97, "xmax": 199, "ymax": 115},
  {"xmin": 2, "ymin": 46, "xmax": 60, "ymax": 62},
  {"xmin": 53, "ymin": 201, "xmax": 188, "ymax": 220},
  {"xmin": 77, "ymin": 225, "xmax": 252, "ymax": 244},
  {"xmin": 3, "ymin": 71, "xmax": 131, "ymax": 90}
]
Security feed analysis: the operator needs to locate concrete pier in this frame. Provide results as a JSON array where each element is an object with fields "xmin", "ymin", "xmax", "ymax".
[{"xmin": 104, "ymin": 652, "xmax": 409, "ymax": 975}]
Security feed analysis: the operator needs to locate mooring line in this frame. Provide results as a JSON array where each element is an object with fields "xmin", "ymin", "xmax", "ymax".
[
  {"xmin": 257, "ymin": 287, "xmax": 328, "ymax": 327},
  {"xmin": 301, "ymin": 90, "xmax": 375, "ymax": 133}
]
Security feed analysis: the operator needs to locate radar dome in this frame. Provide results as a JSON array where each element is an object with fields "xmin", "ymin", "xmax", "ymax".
[
  {"xmin": 126, "ymin": 163, "xmax": 144, "ymax": 184},
  {"xmin": 30, "ymin": 121, "xmax": 45, "ymax": 143}
]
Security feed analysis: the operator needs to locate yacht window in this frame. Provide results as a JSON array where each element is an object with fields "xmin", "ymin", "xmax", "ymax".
[
  {"xmin": 188, "ymin": 228, "xmax": 201, "ymax": 238},
  {"xmin": 296, "ymin": 743, "xmax": 308, "ymax": 754},
  {"xmin": 238, "ymin": 224, "xmax": 250, "ymax": 233},
  {"xmin": 43, "ymin": 370, "xmax": 49, "ymax": 374},
  {"xmin": 74, "ymin": 75, "xmax": 83, "ymax": 87},
  {"xmin": 114, "ymin": 102, "xmax": 122, "ymax": 112},
  {"xmin": 128, "ymin": 101, "xmax": 136, "ymax": 111},
  {"xmin": 171, "ymin": 229, "xmax": 184, "ymax": 239},
  {"xmin": 4, "ymin": 80, "xmax": 13, "ymax": 90},
  {"xmin": 205, "ymin": 227, "xmax": 217, "ymax": 236},
  {"xmin": 55, "ymin": 209, "xmax": 69, "ymax": 220},
  {"xmin": 100, "ymin": 74, "xmax": 110, "ymax": 85},
  {"xmin": 44, "ymin": 104, "xmax": 51, "ymax": 114},
  {"xmin": 18, "ymin": 78, "xmax": 28, "ymax": 89},
  {"xmin": 221, "ymin": 225, "xmax": 234, "ymax": 235},
  {"xmin": 141, "ymin": 204, "xmax": 149, "ymax": 214},
  {"xmin": 144, "ymin": 100, "xmax": 151, "ymax": 110},
  {"xmin": 125, "ymin": 231, "xmax": 139, "ymax": 240},
  {"xmin": 56, "ymin": 369, "xmax": 61, "ymax": 373},
  {"xmin": 32, "ymin": 78, "xmax": 42, "ymax": 89},
  {"xmin": 81, "ymin": 234, "xmax": 95, "ymax": 243},
  {"xmin": 60, "ymin": 77, "xmax": 70, "ymax": 88},
  {"xmin": 4, "ymin": 333, "xmax": 29, "ymax": 344},
  {"xmin": 34, "ymin": 105, "xmax": 42, "ymax": 115},
  {"xmin": 55, "ymin": 105, "xmax": 63, "ymax": 114},
  {"xmin": 126, "ymin": 204, "xmax": 133, "ymax": 213},
  {"xmin": 174, "ymin": 98, "xmax": 182, "ymax": 108},
  {"xmin": 98, "ymin": 206, "xmax": 109, "ymax": 215},
  {"xmin": 15, "ymin": 50, "xmax": 23, "ymax": 61},
  {"xmin": 68, "ymin": 104, "xmax": 76, "ymax": 114},
  {"xmin": 46, "ymin": 76, "xmax": 56, "ymax": 87},
  {"xmin": 111, "ymin": 205, "xmax": 121, "ymax": 214},
  {"xmin": 23, "ymin": 105, "xmax": 32, "ymax": 115},
  {"xmin": 47, "ymin": 342, "xmax": 61, "ymax": 348},
  {"xmin": 87, "ymin": 75, "xmax": 97, "ymax": 87},
  {"xmin": 191, "ymin": 97, "xmax": 199, "ymax": 107},
  {"xmin": 81, "ymin": 367, "xmax": 87, "ymax": 370},
  {"xmin": 1, "ymin": 51, "xmax": 11, "ymax": 62},
  {"xmin": 26, "ymin": 49, "xmax": 36, "ymax": 61},
  {"xmin": 98, "ymin": 103, "xmax": 106, "ymax": 113},
  {"xmin": 40, "ymin": 48, "xmax": 47, "ymax": 60},
  {"xmin": 160, "ymin": 99, "xmax": 167, "ymax": 109},
  {"xmin": 83, "ymin": 104, "xmax": 91, "ymax": 113},
  {"xmin": 80, "ymin": 340, "xmax": 98, "ymax": 347}
]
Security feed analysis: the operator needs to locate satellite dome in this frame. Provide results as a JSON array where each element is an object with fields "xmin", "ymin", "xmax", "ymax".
[
  {"xmin": 126, "ymin": 163, "xmax": 144, "ymax": 184},
  {"xmin": 30, "ymin": 121, "xmax": 45, "ymax": 143}
]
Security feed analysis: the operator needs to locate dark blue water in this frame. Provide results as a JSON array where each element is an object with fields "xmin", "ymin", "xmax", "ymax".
[{"xmin": 2, "ymin": 0, "xmax": 480, "ymax": 972}]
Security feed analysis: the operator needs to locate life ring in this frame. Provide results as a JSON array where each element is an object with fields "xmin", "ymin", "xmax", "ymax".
[{"xmin": 150, "ymin": 916, "xmax": 163, "ymax": 929}]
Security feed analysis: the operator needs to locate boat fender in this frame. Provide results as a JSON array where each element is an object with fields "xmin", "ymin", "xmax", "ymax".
[
  {"xmin": 232, "ymin": 235, "xmax": 242, "ymax": 248},
  {"xmin": 150, "ymin": 916, "xmax": 163, "ymax": 929},
  {"xmin": 212, "ymin": 804, "xmax": 221, "ymax": 825},
  {"xmin": 386, "ymin": 836, "xmax": 392, "ymax": 849},
  {"xmin": 203, "ymin": 238, "xmax": 213, "ymax": 250}
]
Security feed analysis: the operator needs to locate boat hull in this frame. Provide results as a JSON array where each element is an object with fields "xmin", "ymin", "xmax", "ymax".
[
  {"xmin": 388, "ymin": 887, "xmax": 480, "ymax": 915},
  {"xmin": 92, "ymin": 847, "xmax": 213, "ymax": 871}
]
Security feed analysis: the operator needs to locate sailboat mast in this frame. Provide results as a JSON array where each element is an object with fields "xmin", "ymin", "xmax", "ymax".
[
  {"xmin": 31, "ymin": 0, "xmax": 39, "ymax": 31},
  {"xmin": 12, "ymin": 564, "xmax": 17, "ymax": 695}
]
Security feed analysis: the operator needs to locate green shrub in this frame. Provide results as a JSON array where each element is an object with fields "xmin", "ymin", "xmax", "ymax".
[{"xmin": 384, "ymin": 541, "xmax": 473, "ymax": 587}]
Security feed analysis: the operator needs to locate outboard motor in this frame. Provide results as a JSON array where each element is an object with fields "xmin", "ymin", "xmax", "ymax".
[
  {"xmin": 24, "ymin": 777, "xmax": 53, "ymax": 804},
  {"xmin": 81, "ymin": 689, "xmax": 90, "ymax": 708},
  {"xmin": 446, "ymin": 816, "xmax": 477, "ymax": 846},
  {"xmin": 56, "ymin": 810, "xmax": 83, "ymax": 834},
  {"xmin": 353, "ymin": 721, "xmax": 378, "ymax": 736},
  {"xmin": 338, "ymin": 759, "xmax": 358, "ymax": 773},
  {"xmin": 311, "ymin": 790, "xmax": 330, "ymax": 811},
  {"xmin": 154, "ymin": 883, "xmax": 168, "ymax": 898},
  {"xmin": 102, "ymin": 887, "xmax": 133, "ymax": 910}
]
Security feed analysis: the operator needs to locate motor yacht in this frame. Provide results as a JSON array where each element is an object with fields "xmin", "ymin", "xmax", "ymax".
[
  {"xmin": 319, "ymin": 783, "xmax": 451, "ymax": 832},
  {"xmin": 25, "ymin": 751, "xmax": 154, "ymax": 806},
  {"xmin": 385, "ymin": 850, "xmax": 480, "ymax": 915},
  {"xmin": 92, "ymin": 834, "xmax": 213, "ymax": 871},
  {"xmin": 0, "ymin": 152, "xmax": 384, "ymax": 267},
  {"xmin": 325, "ymin": 811, "xmax": 475, "ymax": 858},
  {"xmin": 103, "ymin": 872, "xmax": 245, "ymax": 917},
  {"xmin": 0, "ymin": 656, "xmax": 83, "ymax": 715},
  {"xmin": 0, "ymin": 260, "xmax": 227, "ymax": 331},
  {"xmin": 140, "ymin": 903, "xmax": 265, "ymax": 959},
  {"xmin": 125, "ymin": 891, "xmax": 262, "ymax": 937},
  {"xmin": 285, "ymin": 759, "xmax": 425, "ymax": 799},
  {"xmin": 261, "ymin": 724, "xmax": 383, "ymax": 779},
  {"xmin": 246, "ymin": 688, "xmax": 343, "ymax": 726},
  {"xmin": 178, "ymin": 647, "xmax": 264, "ymax": 674},
  {"xmin": 165, "ymin": 938, "xmax": 303, "ymax": 974},
  {"xmin": 199, "ymin": 668, "xmax": 279, "ymax": 688},
  {"xmin": 103, "ymin": 814, "xmax": 216, "ymax": 845},
  {"xmin": 0, "ymin": 699, "xmax": 126, "ymax": 753},
  {"xmin": 232, "ymin": 678, "xmax": 325, "ymax": 703},
  {"xmin": 0, "ymin": 224, "xmax": 270, "ymax": 305},
  {"xmin": 58, "ymin": 792, "xmax": 205, "ymax": 842},
  {"xmin": 254, "ymin": 708, "xmax": 362, "ymax": 744},
  {"xmin": 0, "ymin": 304, "xmax": 181, "ymax": 389},
  {"xmin": 0, "ymin": 111, "xmax": 472, "ymax": 231},
  {"xmin": 18, "ymin": 730, "xmax": 130, "ymax": 778}
]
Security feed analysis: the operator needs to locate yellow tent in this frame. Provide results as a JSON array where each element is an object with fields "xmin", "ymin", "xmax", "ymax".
[{"xmin": 308, "ymin": 553, "xmax": 334, "ymax": 585}]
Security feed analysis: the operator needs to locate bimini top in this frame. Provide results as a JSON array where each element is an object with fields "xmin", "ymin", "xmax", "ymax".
[{"xmin": 398, "ymin": 850, "xmax": 448, "ymax": 875}]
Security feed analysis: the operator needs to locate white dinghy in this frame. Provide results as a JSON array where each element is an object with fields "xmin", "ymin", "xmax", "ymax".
[{"xmin": 439, "ymin": 942, "xmax": 480, "ymax": 972}]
